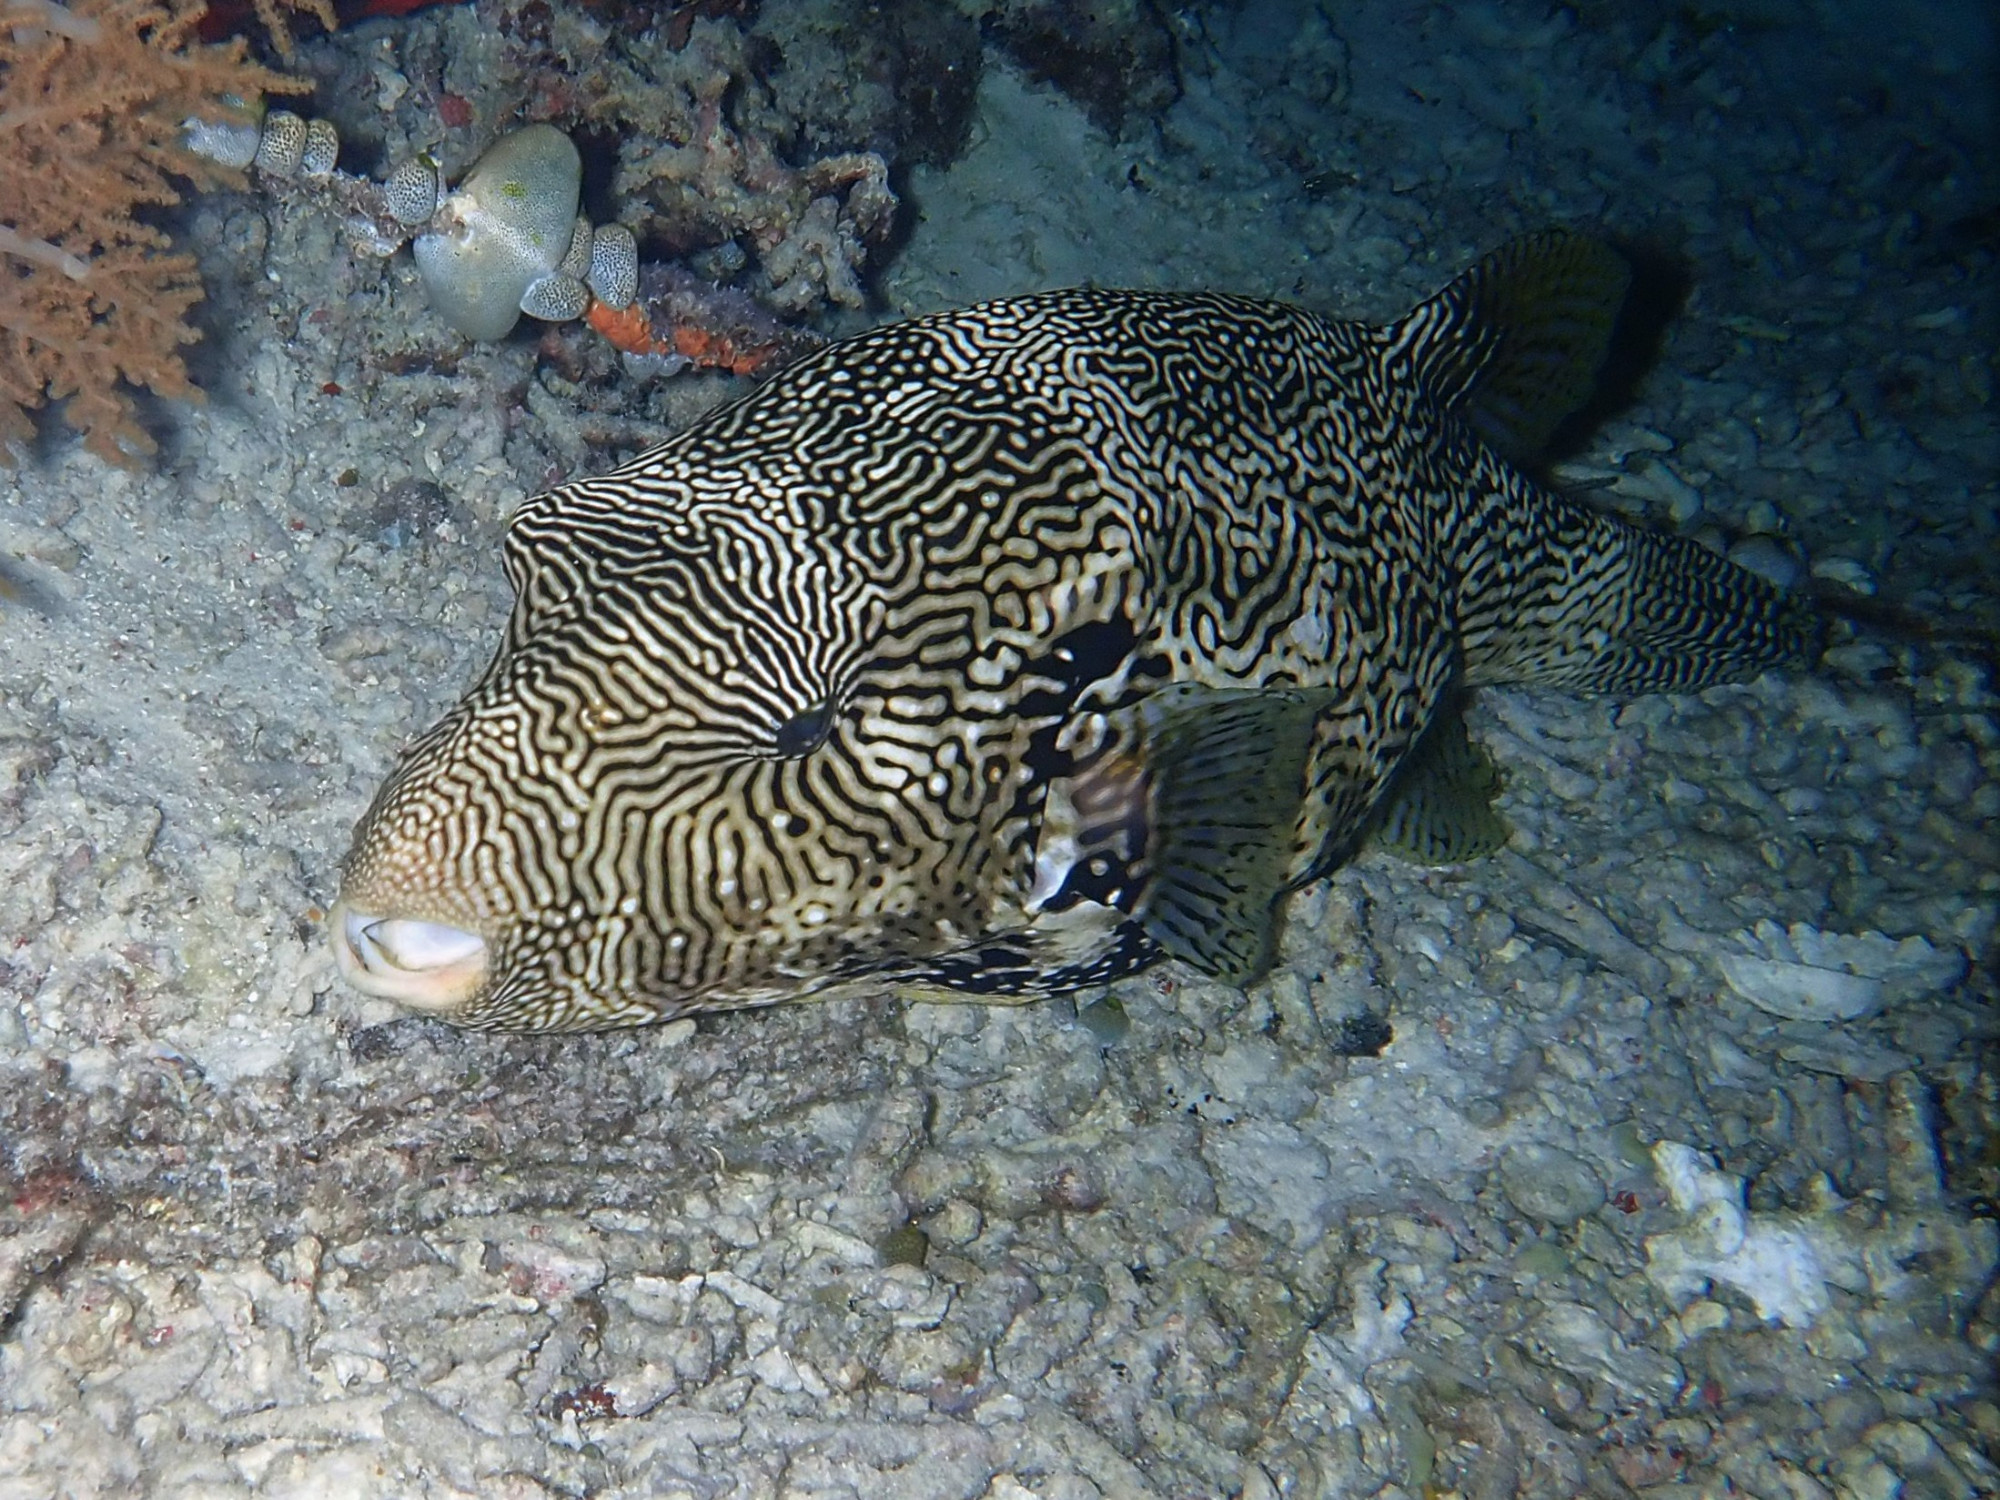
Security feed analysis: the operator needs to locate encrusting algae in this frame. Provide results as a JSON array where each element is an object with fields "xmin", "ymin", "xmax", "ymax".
[{"xmin": 329, "ymin": 231, "xmax": 1821, "ymax": 1033}]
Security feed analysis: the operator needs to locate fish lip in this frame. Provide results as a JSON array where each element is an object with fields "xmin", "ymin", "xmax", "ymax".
[{"xmin": 328, "ymin": 901, "xmax": 489, "ymax": 1013}]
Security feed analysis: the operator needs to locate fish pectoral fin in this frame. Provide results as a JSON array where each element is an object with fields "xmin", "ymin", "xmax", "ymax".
[
  {"xmin": 1367, "ymin": 699, "xmax": 1511, "ymax": 865},
  {"xmin": 1137, "ymin": 687, "xmax": 1326, "ymax": 988},
  {"xmin": 1392, "ymin": 229, "xmax": 1631, "ymax": 467}
]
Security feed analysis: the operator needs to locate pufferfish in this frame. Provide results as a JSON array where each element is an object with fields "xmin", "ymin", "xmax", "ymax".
[{"xmin": 331, "ymin": 231, "xmax": 1817, "ymax": 1031}]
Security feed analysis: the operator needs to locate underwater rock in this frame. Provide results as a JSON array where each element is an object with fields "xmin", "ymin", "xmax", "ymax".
[
  {"xmin": 1497, "ymin": 1143, "xmax": 1606, "ymax": 1227},
  {"xmin": 1717, "ymin": 949, "xmax": 1884, "ymax": 1022},
  {"xmin": 1727, "ymin": 533, "xmax": 1806, "ymax": 591},
  {"xmin": 1772, "ymin": 1026, "xmax": 1916, "ymax": 1082},
  {"xmin": 973, "ymin": 0, "xmax": 1180, "ymax": 134},
  {"xmin": 1715, "ymin": 920, "xmax": 1968, "ymax": 1022},
  {"xmin": 1525, "ymin": 1300, "xmax": 1685, "ymax": 1407},
  {"xmin": 749, "ymin": 0, "xmax": 982, "ymax": 167},
  {"xmin": 412, "ymin": 125, "xmax": 585, "ymax": 341},
  {"xmin": 618, "ymin": 115, "xmax": 894, "ymax": 312}
]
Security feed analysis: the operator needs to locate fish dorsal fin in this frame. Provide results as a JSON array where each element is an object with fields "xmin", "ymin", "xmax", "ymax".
[
  {"xmin": 1368, "ymin": 700, "xmax": 1511, "ymax": 865},
  {"xmin": 1136, "ymin": 686, "xmax": 1325, "ymax": 987},
  {"xmin": 1388, "ymin": 230, "xmax": 1632, "ymax": 466}
]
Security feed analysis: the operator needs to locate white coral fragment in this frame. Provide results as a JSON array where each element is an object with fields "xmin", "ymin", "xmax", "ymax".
[
  {"xmin": 1644, "ymin": 1141, "xmax": 1865, "ymax": 1328},
  {"xmin": 1645, "ymin": 1107, "xmax": 1999, "ymax": 1343},
  {"xmin": 1715, "ymin": 920, "xmax": 1966, "ymax": 1021}
]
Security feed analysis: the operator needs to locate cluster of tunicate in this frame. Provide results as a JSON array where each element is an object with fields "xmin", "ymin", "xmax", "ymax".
[
  {"xmin": 384, "ymin": 126, "xmax": 639, "ymax": 340},
  {"xmin": 183, "ymin": 100, "xmax": 338, "ymax": 181},
  {"xmin": 185, "ymin": 111, "xmax": 639, "ymax": 342}
]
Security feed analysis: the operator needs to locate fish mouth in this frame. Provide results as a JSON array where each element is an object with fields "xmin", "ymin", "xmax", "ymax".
[{"xmin": 329, "ymin": 902, "xmax": 488, "ymax": 1013}]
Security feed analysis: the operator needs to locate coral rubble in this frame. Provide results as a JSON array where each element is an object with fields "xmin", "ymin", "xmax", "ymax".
[
  {"xmin": 0, "ymin": 0, "xmax": 301, "ymax": 464},
  {"xmin": 1716, "ymin": 919, "xmax": 1970, "ymax": 1023},
  {"xmin": 961, "ymin": 0, "xmax": 1180, "ymax": 133},
  {"xmin": 559, "ymin": 12, "xmax": 897, "ymax": 315},
  {"xmin": 1645, "ymin": 1075, "xmax": 1998, "ymax": 1335}
]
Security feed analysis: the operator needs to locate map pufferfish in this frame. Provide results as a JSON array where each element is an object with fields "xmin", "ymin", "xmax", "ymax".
[{"xmin": 330, "ymin": 231, "xmax": 1818, "ymax": 1031}]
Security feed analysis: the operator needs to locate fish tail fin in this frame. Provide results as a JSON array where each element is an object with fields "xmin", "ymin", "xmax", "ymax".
[
  {"xmin": 1463, "ymin": 501, "xmax": 1823, "ymax": 693},
  {"xmin": 1392, "ymin": 228, "xmax": 1821, "ymax": 693}
]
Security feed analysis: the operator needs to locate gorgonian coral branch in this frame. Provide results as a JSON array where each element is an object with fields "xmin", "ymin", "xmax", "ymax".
[{"xmin": 0, "ymin": 0, "xmax": 302, "ymax": 464}]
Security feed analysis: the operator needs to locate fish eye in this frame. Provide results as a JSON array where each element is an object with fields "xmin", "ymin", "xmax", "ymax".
[{"xmin": 773, "ymin": 700, "xmax": 833, "ymax": 757}]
